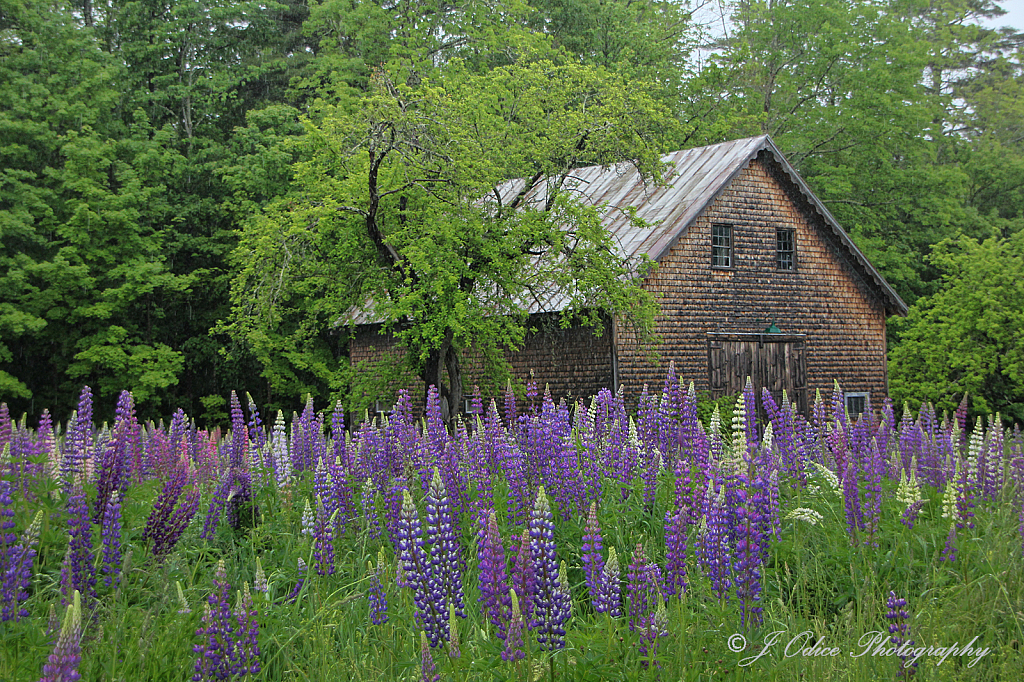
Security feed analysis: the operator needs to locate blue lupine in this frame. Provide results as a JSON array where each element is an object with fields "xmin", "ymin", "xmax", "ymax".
[
  {"xmin": 425, "ymin": 468, "xmax": 465, "ymax": 620},
  {"xmin": 478, "ymin": 511, "xmax": 511, "ymax": 639},
  {"xmin": 885, "ymin": 591, "xmax": 917, "ymax": 678},
  {"xmin": 594, "ymin": 546, "xmax": 622, "ymax": 617},
  {"xmin": 580, "ymin": 501, "xmax": 604, "ymax": 603},
  {"xmin": 368, "ymin": 550, "xmax": 388, "ymax": 625},
  {"xmin": 313, "ymin": 497, "xmax": 336, "ymax": 576},
  {"xmin": 39, "ymin": 590, "xmax": 83, "ymax": 682},
  {"xmin": 398, "ymin": 489, "xmax": 445, "ymax": 647},
  {"xmin": 100, "ymin": 490, "xmax": 123, "ymax": 588},
  {"xmin": 529, "ymin": 486, "xmax": 567, "ymax": 650}
]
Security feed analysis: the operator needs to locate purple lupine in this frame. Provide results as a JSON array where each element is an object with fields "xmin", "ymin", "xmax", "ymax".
[
  {"xmin": 511, "ymin": 528, "xmax": 535, "ymax": 627},
  {"xmin": 940, "ymin": 524, "xmax": 958, "ymax": 563},
  {"xmin": 863, "ymin": 438, "xmax": 884, "ymax": 546},
  {"xmin": 900, "ymin": 500, "xmax": 926, "ymax": 529},
  {"xmin": 580, "ymin": 502, "xmax": 604, "ymax": 603},
  {"xmin": 199, "ymin": 473, "xmax": 232, "ymax": 541},
  {"xmin": 424, "ymin": 468, "xmax": 466, "ymax": 620},
  {"xmin": 503, "ymin": 588, "xmax": 527, "ymax": 661},
  {"xmin": 478, "ymin": 511, "xmax": 511, "ymax": 639},
  {"xmin": 843, "ymin": 460, "xmax": 862, "ymax": 544},
  {"xmin": 100, "ymin": 490, "xmax": 123, "ymax": 588},
  {"xmin": 62, "ymin": 387, "xmax": 94, "ymax": 489},
  {"xmin": 313, "ymin": 497, "xmax": 335, "ymax": 576},
  {"xmin": 283, "ymin": 558, "xmax": 306, "ymax": 604},
  {"xmin": 64, "ymin": 486, "xmax": 95, "ymax": 602},
  {"xmin": 885, "ymin": 591, "xmax": 917, "ymax": 678},
  {"xmin": 529, "ymin": 486, "xmax": 567, "ymax": 650},
  {"xmin": 732, "ymin": 487, "xmax": 764, "ymax": 628},
  {"xmin": 368, "ymin": 551, "xmax": 388, "ymax": 625},
  {"xmin": 192, "ymin": 561, "xmax": 235, "ymax": 682},
  {"xmin": 2, "ymin": 509, "xmax": 42, "ymax": 622},
  {"xmin": 361, "ymin": 478, "xmax": 382, "ymax": 541},
  {"xmin": 231, "ymin": 585, "xmax": 261, "ymax": 677},
  {"xmin": 626, "ymin": 544, "xmax": 656, "ymax": 633},
  {"xmin": 39, "ymin": 590, "xmax": 83, "ymax": 682},
  {"xmin": 663, "ymin": 507, "xmax": 688, "ymax": 598},
  {"xmin": 594, "ymin": 546, "xmax": 622, "ymax": 617},
  {"xmin": 420, "ymin": 632, "xmax": 440, "ymax": 682},
  {"xmin": 698, "ymin": 480, "xmax": 731, "ymax": 601},
  {"xmin": 398, "ymin": 490, "xmax": 445, "ymax": 647}
]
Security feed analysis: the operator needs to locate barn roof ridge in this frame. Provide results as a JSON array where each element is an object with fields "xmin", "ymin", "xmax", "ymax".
[{"xmin": 507, "ymin": 134, "xmax": 906, "ymax": 316}]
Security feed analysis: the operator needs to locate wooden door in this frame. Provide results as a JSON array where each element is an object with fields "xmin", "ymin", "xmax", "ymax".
[{"xmin": 708, "ymin": 334, "xmax": 807, "ymax": 415}]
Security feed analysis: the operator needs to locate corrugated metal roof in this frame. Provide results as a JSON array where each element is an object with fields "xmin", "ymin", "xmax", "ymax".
[{"xmin": 344, "ymin": 135, "xmax": 907, "ymax": 325}]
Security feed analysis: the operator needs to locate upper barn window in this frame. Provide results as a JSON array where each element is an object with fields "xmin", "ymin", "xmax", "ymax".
[
  {"xmin": 711, "ymin": 224, "xmax": 733, "ymax": 268},
  {"xmin": 777, "ymin": 229, "xmax": 795, "ymax": 270}
]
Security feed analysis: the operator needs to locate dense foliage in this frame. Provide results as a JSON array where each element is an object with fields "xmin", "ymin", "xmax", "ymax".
[
  {"xmin": 1, "ymin": 375, "xmax": 1022, "ymax": 680},
  {"xmin": 2, "ymin": 0, "xmax": 1024, "ymax": 421}
]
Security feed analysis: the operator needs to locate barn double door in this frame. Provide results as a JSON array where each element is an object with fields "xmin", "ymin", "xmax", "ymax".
[{"xmin": 707, "ymin": 333, "xmax": 807, "ymax": 415}]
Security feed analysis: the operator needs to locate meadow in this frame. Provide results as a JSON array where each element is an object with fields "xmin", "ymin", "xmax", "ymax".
[{"xmin": 1, "ymin": 370, "xmax": 1022, "ymax": 681}]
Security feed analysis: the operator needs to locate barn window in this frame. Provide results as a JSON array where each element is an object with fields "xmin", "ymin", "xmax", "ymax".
[
  {"xmin": 712, "ymin": 224, "xmax": 732, "ymax": 268},
  {"xmin": 776, "ymin": 229, "xmax": 795, "ymax": 270},
  {"xmin": 374, "ymin": 399, "xmax": 394, "ymax": 417},
  {"xmin": 844, "ymin": 392, "xmax": 869, "ymax": 420}
]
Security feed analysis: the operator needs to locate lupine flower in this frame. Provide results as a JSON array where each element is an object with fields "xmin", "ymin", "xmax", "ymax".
[
  {"xmin": 529, "ymin": 487, "xmax": 567, "ymax": 650},
  {"xmin": 313, "ymin": 497, "xmax": 336, "ymax": 576},
  {"xmin": 733, "ymin": 487, "xmax": 764, "ymax": 628},
  {"xmin": 785, "ymin": 508, "xmax": 824, "ymax": 526},
  {"xmin": 843, "ymin": 460, "xmax": 862, "ymax": 544},
  {"xmin": 176, "ymin": 581, "xmax": 191, "ymax": 614},
  {"xmin": 594, "ymin": 546, "xmax": 622, "ymax": 617},
  {"xmin": 511, "ymin": 528, "xmax": 535, "ymax": 627},
  {"xmin": 663, "ymin": 507, "xmax": 688, "ymax": 598},
  {"xmin": 301, "ymin": 499, "xmax": 314, "ymax": 537},
  {"xmin": 284, "ymin": 558, "xmax": 306, "ymax": 604},
  {"xmin": 502, "ymin": 588, "xmax": 526, "ymax": 661},
  {"xmin": 900, "ymin": 500, "xmax": 927, "ymax": 529},
  {"xmin": 580, "ymin": 502, "xmax": 604, "ymax": 603},
  {"xmin": 478, "ymin": 511, "xmax": 511, "ymax": 639},
  {"xmin": 368, "ymin": 550, "xmax": 388, "ymax": 625},
  {"xmin": 100, "ymin": 490, "xmax": 122, "ymax": 588},
  {"xmin": 885, "ymin": 591, "xmax": 917, "ymax": 678},
  {"xmin": 698, "ymin": 480, "xmax": 731, "ymax": 600},
  {"xmin": 361, "ymin": 479, "xmax": 382, "ymax": 541},
  {"xmin": 39, "ymin": 589, "xmax": 83, "ymax": 682},
  {"xmin": 193, "ymin": 561, "xmax": 234, "ymax": 682},
  {"xmin": 420, "ymin": 631, "xmax": 440, "ymax": 682},
  {"xmin": 64, "ymin": 486, "xmax": 95, "ymax": 602},
  {"xmin": 627, "ymin": 544, "xmax": 658, "ymax": 633},
  {"xmin": 425, "ymin": 469, "xmax": 466, "ymax": 620},
  {"xmin": 232, "ymin": 584, "xmax": 260, "ymax": 677},
  {"xmin": 200, "ymin": 474, "xmax": 232, "ymax": 541},
  {"xmin": 3, "ymin": 509, "xmax": 42, "ymax": 622},
  {"xmin": 939, "ymin": 523, "xmax": 957, "ymax": 563},
  {"xmin": 398, "ymin": 490, "xmax": 446, "ymax": 647},
  {"xmin": 447, "ymin": 603, "xmax": 461, "ymax": 659},
  {"xmin": 254, "ymin": 558, "xmax": 268, "ymax": 594}
]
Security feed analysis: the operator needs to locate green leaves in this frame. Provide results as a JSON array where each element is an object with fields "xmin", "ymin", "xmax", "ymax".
[
  {"xmin": 225, "ymin": 54, "xmax": 667, "ymax": 410},
  {"xmin": 890, "ymin": 232, "xmax": 1024, "ymax": 422}
]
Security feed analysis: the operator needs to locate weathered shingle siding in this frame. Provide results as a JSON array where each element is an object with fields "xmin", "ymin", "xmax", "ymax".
[
  {"xmin": 348, "ymin": 314, "xmax": 613, "ymax": 416},
  {"xmin": 615, "ymin": 153, "xmax": 889, "ymax": 407}
]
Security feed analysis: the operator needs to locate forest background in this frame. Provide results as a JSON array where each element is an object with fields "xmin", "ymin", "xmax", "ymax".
[{"xmin": 2, "ymin": 0, "xmax": 1023, "ymax": 425}]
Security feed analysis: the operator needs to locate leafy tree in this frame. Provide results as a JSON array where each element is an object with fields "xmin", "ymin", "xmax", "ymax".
[
  {"xmin": 889, "ymin": 232, "xmax": 1024, "ymax": 422},
  {"xmin": 222, "ymin": 56, "xmax": 671, "ymax": 420}
]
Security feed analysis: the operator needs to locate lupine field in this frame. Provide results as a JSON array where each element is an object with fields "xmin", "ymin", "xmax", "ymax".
[{"xmin": 1, "ymin": 368, "xmax": 1023, "ymax": 681}]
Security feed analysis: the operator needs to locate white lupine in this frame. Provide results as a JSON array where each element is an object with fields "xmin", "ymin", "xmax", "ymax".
[
  {"xmin": 941, "ymin": 461, "xmax": 960, "ymax": 522},
  {"xmin": 271, "ymin": 410, "xmax": 291, "ymax": 488},
  {"xmin": 301, "ymin": 498, "xmax": 315, "ymax": 536},
  {"xmin": 785, "ymin": 507, "xmax": 824, "ymax": 526},
  {"xmin": 896, "ymin": 458, "xmax": 922, "ymax": 507},
  {"xmin": 809, "ymin": 460, "xmax": 841, "ymax": 495}
]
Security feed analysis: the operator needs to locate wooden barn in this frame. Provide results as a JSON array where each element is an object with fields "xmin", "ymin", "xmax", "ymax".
[{"xmin": 349, "ymin": 135, "xmax": 908, "ymax": 417}]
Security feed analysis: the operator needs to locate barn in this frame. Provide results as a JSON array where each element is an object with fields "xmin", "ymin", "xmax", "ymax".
[{"xmin": 348, "ymin": 134, "xmax": 908, "ymax": 418}]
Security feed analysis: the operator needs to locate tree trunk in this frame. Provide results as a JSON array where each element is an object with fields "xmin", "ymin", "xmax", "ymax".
[{"xmin": 421, "ymin": 329, "xmax": 463, "ymax": 429}]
